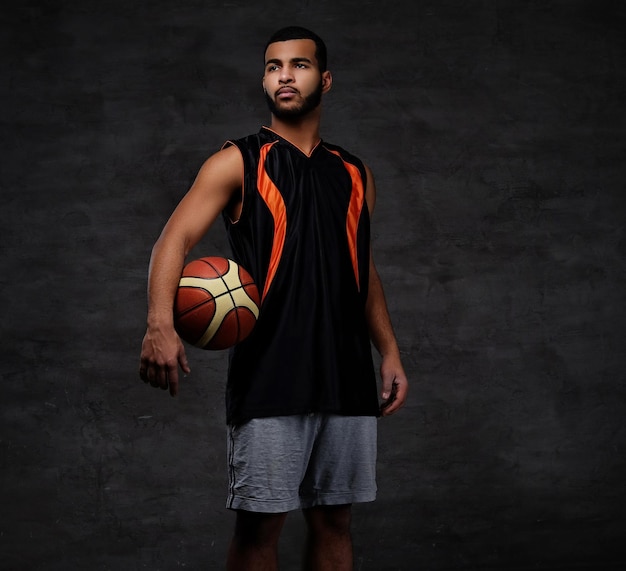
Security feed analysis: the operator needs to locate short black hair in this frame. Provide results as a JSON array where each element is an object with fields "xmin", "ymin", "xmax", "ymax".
[{"xmin": 264, "ymin": 26, "xmax": 328, "ymax": 72}]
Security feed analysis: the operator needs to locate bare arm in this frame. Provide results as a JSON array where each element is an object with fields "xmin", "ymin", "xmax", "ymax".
[
  {"xmin": 364, "ymin": 164, "xmax": 408, "ymax": 415},
  {"xmin": 139, "ymin": 145, "xmax": 243, "ymax": 396}
]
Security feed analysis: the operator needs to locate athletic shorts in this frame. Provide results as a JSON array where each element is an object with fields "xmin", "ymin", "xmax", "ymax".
[{"xmin": 226, "ymin": 414, "xmax": 377, "ymax": 512}]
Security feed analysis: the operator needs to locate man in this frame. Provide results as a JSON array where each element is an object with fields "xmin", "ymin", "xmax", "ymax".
[{"xmin": 139, "ymin": 26, "xmax": 408, "ymax": 570}]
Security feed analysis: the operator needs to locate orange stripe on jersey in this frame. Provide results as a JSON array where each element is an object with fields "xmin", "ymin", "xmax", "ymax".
[
  {"xmin": 257, "ymin": 140, "xmax": 285, "ymax": 301},
  {"xmin": 327, "ymin": 149, "xmax": 365, "ymax": 291}
]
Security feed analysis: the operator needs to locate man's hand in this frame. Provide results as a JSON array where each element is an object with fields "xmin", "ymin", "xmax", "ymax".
[
  {"xmin": 139, "ymin": 325, "xmax": 191, "ymax": 397},
  {"xmin": 379, "ymin": 353, "xmax": 408, "ymax": 416}
]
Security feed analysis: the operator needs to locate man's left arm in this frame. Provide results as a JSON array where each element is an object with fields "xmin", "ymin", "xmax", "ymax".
[{"xmin": 363, "ymin": 164, "xmax": 409, "ymax": 416}]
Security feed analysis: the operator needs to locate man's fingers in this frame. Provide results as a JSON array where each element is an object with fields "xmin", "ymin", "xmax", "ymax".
[
  {"xmin": 167, "ymin": 363, "xmax": 179, "ymax": 397},
  {"xmin": 380, "ymin": 364, "xmax": 393, "ymax": 398},
  {"xmin": 168, "ymin": 377, "xmax": 179, "ymax": 397},
  {"xmin": 150, "ymin": 371, "xmax": 161, "ymax": 388},
  {"xmin": 139, "ymin": 357, "xmax": 149, "ymax": 382},
  {"xmin": 381, "ymin": 380, "xmax": 393, "ymax": 401},
  {"xmin": 139, "ymin": 353, "xmax": 185, "ymax": 396},
  {"xmin": 381, "ymin": 395, "xmax": 400, "ymax": 415},
  {"xmin": 380, "ymin": 378, "xmax": 408, "ymax": 416},
  {"xmin": 178, "ymin": 346, "xmax": 191, "ymax": 375},
  {"xmin": 380, "ymin": 381, "xmax": 398, "ymax": 413}
]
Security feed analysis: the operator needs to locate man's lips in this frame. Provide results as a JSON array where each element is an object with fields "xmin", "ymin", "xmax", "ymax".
[{"xmin": 276, "ymin": 87, "xmax": 298, "ymax": 99}]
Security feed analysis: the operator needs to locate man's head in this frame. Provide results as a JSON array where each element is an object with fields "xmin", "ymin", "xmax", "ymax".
[
  {"xmin": 264, "ymin": 26, "xmax": 327, "ymax": 72},
  {"xmin": 263, "ymin": 26, "xmax": 332, "ymax": 121}
]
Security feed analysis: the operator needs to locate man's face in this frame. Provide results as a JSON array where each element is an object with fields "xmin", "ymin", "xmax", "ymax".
[{"xmin": 263, "ymin": 39, "xmax": 330, "ymax": 120}]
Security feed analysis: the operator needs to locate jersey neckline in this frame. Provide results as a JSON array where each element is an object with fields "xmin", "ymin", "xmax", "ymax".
[{"xmin": 261, "ymin": 126, "xmax": 322, "ymax": 158}]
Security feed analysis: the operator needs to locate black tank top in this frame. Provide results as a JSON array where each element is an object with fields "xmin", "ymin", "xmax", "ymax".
[{"xmin": 222, "ymin": 127, "xmax": 379, "ymax": 424}]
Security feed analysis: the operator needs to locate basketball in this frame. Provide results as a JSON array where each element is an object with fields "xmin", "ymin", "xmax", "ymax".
[{"xmin": 173, "ymin": 257, "xmax": 260, "ymax": 350}]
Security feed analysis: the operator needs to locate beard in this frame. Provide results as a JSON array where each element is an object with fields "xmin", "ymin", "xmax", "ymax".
[{"xmin": 264, "ymin": 80, "xmax": 323, "ymax": 120}]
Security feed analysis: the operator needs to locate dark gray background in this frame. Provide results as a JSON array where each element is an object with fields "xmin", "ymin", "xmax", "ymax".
[{"xmin": 2, "ymin": 1, "xmax": 625, "ymax": 569}]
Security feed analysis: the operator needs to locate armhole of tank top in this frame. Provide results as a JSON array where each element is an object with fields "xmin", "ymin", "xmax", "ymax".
[{"xmin": 221, "ymin": 140, "xmax": 245, "ymax": 224}]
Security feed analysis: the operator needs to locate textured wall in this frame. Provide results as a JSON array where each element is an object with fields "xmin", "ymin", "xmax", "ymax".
[{"xmin": 1, "ymin": 1, "xmax": 625, "ymax": 569}]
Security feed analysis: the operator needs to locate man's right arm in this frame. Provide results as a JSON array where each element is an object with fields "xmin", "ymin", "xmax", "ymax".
[{"xmin": 139, "ymin": 144, "xmax": 243, "ymax": 396}]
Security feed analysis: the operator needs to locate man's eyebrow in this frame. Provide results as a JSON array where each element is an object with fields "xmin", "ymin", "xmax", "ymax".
[{"xmin": 265, "ymin": 57, "xmax": 314, "ymax": 66}]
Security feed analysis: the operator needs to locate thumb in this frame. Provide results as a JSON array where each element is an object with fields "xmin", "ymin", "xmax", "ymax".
[{"xmin": 380, "ymin": 367, "xmax": 395, "ymax": 400}]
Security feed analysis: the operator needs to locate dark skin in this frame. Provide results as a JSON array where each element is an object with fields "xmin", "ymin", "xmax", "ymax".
[
  {"xmin": 139, "ymin": 38, "xmax": 408, "ymax": 571},
  {"xmin": 226, "ymin": 506, "xmax": 353, "ymax": 571}
]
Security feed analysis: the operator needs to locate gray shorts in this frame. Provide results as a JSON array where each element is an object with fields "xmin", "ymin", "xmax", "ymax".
[{"xmin": 226, "ymin": 414, "xmax": 377, "ymax": 512}]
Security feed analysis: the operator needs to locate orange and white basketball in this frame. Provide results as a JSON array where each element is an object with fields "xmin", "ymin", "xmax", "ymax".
[{"xmin": 173, "ymin": 257, "xmax": 260, "ymax": 350}]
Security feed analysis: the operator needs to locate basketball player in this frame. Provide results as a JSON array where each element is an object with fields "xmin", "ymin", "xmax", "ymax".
[{"xmin": 139, "ymin": 26, "xmax": 408, "ymax": 570}]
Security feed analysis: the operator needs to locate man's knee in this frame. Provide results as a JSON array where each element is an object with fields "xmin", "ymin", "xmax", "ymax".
[
  {"xmin": 233, "ymin": 510, "xmax": 288, "ymax": 547},
  {"xmin": 303, "ymin": 504, "xmax": 353, "ymax": 536}
]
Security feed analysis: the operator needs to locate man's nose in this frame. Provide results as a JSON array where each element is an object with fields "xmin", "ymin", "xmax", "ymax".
[{"xmin": 279, "ymin": 67, "xmax": 294, "ymax": 83}]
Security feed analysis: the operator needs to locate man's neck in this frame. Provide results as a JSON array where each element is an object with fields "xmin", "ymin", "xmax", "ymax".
[{"xmin": 268, "ymin": 113, "xmax": 322, "ymax": 156}]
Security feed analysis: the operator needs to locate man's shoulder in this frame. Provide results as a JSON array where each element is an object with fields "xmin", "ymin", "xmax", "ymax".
[
  {"xmin": 321, "ymin": 141, "xmax": 365, "ymax": 170},
  {"xmin": 224, "ymin": 127, "xmax": 275, "ymax": 149}
]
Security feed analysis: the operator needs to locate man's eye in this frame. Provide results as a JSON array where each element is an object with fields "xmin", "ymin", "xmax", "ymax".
[{"xmin": 267, "ymin": 65, "xmax": 278, "ymax": 72}]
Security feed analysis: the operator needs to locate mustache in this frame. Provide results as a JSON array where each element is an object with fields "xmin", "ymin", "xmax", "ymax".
[{"xmin": 275, "ymin": 87, "xmax": 300, "ymax": 96}]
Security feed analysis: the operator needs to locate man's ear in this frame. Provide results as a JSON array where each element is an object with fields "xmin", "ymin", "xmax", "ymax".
[{"xmin": 322, "ymin": 71, "xmax": 333, "ymax": 93}]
